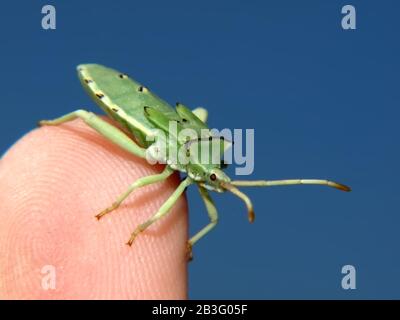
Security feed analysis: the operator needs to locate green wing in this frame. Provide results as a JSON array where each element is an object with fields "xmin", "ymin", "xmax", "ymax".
[{"xmin": 77, "ymin": 64, "xmax": 181, "ymax": 146}]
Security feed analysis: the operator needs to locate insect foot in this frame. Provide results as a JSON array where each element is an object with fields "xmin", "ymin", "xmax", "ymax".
[
  {"xmin": 95, "ymin": 203, "xmax": 119, "ymax": 220},
  {"xmin": 126, "ymin": 224, "xmax": 146, "ymax": 246},
  {"xmin": 38, "ymin": 120, "xmax": 52, "ymax": 126},
  {"xmin": 186, "ymin": 242, "xmax": 194, "ymax": 262}
]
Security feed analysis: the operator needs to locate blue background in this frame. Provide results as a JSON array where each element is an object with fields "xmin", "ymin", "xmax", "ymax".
[{"xmin": 1, "ymin": 0, "xmax": 399, "ymax": 299}]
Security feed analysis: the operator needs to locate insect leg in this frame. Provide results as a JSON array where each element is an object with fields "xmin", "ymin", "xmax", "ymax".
[
  {"xmin": 187, "ymin": 185, "xmax": 219, "ymax": 260},
  {"xmin": 126, "ymin": 177, "xmax": 192, "ymax": 246},
  {"xmin": 39, "ymin": 109, "xmax": 146, "ymax": 159},
  {"xmin": 95, "ymin": 166, "xmax": 174, "ymax": 220}
]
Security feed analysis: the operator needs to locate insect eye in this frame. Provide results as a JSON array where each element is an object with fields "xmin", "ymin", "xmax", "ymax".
[{"xmin": 210, "ymin": 173, "xmax": 217, "ymax": 181}]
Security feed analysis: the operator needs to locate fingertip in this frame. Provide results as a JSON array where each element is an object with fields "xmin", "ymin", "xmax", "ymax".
[{"xmin": 0, "ymin": 118, "xmax": 188, "ymax": 299}]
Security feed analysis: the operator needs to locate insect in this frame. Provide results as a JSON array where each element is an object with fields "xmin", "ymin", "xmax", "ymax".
[{"xmin": 39, "ymin": 64, "xmax": 350, "ymax": 259}]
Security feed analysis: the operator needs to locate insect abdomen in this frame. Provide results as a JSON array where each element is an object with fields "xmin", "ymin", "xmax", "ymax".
[{"xmin": 77, "ymin": 64, "xmax": 179, "ymax": 146}]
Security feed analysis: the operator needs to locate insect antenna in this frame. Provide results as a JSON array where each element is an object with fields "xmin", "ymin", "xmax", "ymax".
[
  {"xmin": 222, "ymin": 183, "xmax": 255, "ymax": 223},
  {"xmin": 230, "ymin": 179, "xmax": 351, "ymax": 192}
]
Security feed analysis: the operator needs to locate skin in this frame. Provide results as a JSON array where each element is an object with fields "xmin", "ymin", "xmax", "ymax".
[{"xmin": 0, "ymin": 118, "xmax": 188, "ymax": 299}]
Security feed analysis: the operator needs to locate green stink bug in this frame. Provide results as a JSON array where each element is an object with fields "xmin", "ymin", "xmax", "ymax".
[{"xmin": 39, "ymin": 64, "xmax": 350, "ymax": 259}]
